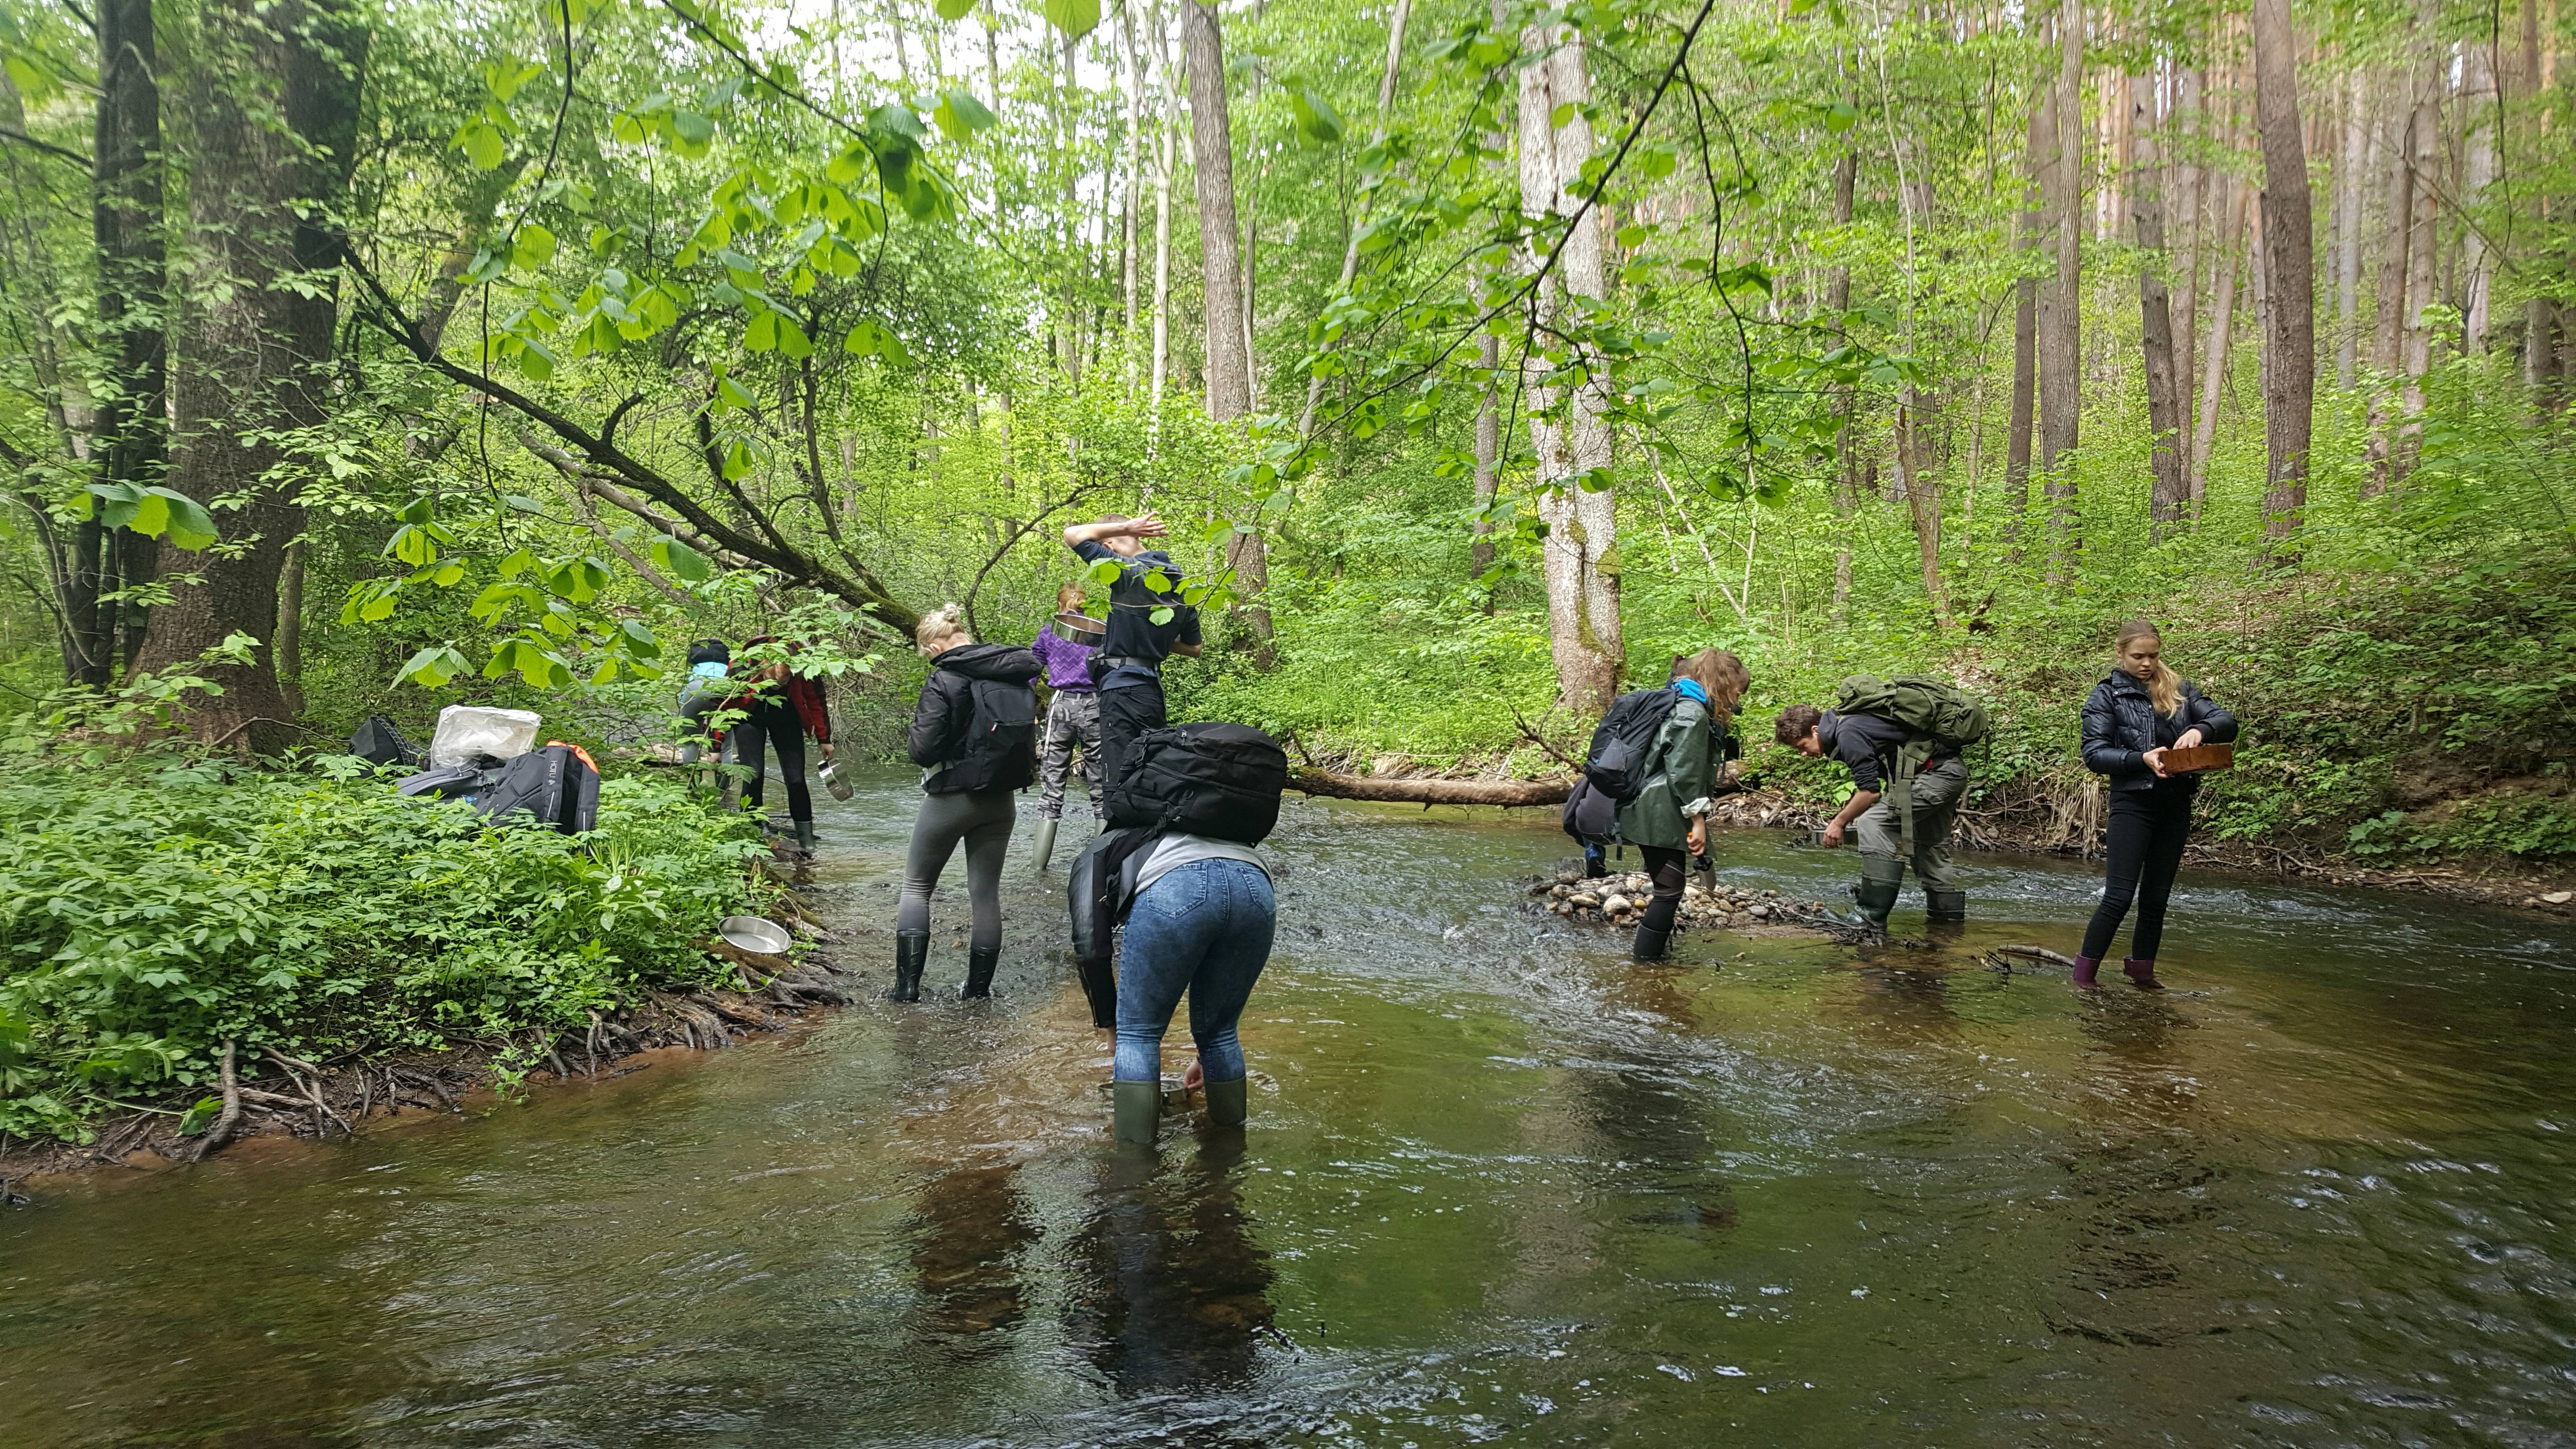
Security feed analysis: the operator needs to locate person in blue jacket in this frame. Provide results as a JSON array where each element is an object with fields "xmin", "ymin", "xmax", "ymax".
[{"xmin": 2075, "ymin": 620, "xmax": 2240, "ymax": 990}]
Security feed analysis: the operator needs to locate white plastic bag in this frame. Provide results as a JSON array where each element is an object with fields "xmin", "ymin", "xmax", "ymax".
[{"xmin": 428, "ymin": 706, "xmax": 541, "ymax": 767}]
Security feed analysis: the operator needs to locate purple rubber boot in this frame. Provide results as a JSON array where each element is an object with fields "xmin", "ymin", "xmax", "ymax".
[
  {"xmin": 2122, "ymin": 957, "xmax": 2164, "ymax": 991},
  {"xmin": 2071, "ymin": 954, "xmax": 2101, "ymax": 989}
]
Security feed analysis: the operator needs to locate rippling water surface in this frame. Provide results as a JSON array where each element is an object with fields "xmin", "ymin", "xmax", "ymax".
[{"xmin": 4, "ymin": 767, "xmax": 2572, "ymax": 1447}]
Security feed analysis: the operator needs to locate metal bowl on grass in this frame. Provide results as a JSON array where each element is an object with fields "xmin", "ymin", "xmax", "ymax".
[{"xmin": 719, "ymin": 916, "xmax": 794, "ymax": 958}]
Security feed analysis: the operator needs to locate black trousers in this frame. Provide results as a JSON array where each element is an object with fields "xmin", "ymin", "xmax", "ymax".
[
  {"xmin": 1095, "ymin": 675, "xmax": 1167, "ymax": 800},
  {"xmin": 735, "ymin": 699, "xmax": 813, "ymax": 823},
  {"xmin": 1638, "ymin": 846, "xmax": 1689, "ymax": 934},
  {"xmin": 2080, "ymin": 786, "xmax": 2195, "ymax": 960}
]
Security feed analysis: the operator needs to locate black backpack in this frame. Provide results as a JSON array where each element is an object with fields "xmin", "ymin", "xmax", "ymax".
[
  {"xmin": 1065, "ymin": 825, "xmax": 1161, "ymax": 1028},
  {"xmin": 473, "ymin": 744, "xmax": 601, "ymax": 834},
  {"xmin": 1581, "ymin": 688, "xmax": 1681, "ymax": 803},
  {"xmin": 1105, "ymin": 723, "xmax": 1289, "ymax": 843},
  {"xmin": 396, "ymin": 763, "xmax": 492, "ymax": 801},
  {"xmin": 350, "ymin": 715, "xmax": 423, "ymax": 769},
  {"xmin": 927, "ymin": 678, "xmax": 1038, "ymax": 794}
]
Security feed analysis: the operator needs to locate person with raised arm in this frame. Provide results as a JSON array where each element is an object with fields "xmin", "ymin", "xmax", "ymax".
[{"xmin": 1061, "ymin": 512, "xmax": 1203, "ymax": 795}]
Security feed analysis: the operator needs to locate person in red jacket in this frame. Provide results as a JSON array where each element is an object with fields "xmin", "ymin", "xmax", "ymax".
[{"xmin": 719, "ymin": 633, "xmax": 835, "ymax": 856}]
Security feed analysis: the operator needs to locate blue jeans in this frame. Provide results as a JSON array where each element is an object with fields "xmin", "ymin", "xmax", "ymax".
[{"xmin": 1114, "ymin": 859, "xmax": 1275, "ymax": 1085}]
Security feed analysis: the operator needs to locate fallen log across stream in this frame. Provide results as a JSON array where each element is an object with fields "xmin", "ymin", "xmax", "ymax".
[{"xmin": 1288, "ymin": 767, "xmax": 1573, "ymax": 808}]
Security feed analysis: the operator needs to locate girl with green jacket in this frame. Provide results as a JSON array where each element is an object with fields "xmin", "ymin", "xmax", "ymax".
[{"xmin": 1615, "ymin": 649, "xmax": 1750, "ymax": 962}]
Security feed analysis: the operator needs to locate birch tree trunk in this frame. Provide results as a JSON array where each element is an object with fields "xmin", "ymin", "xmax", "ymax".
[
  {"xmin": 2394, "ymin": 60, "xmax": 2441, "ymax": 480},
  {"xmin": 1518, "ymin": 22, "xmax": 1622, "ymax": 714},
  {"xmin": 2333, "ymin": 67, "xmax": 2368, "ymax": 387},
  {"xmin": 1469, "ymin": 331, "xmax": 1499, "ymax": 606},
  {"xmin": 134, "ymin": 0, "xmax": 370, "ymax": 750},
  {"xmin": 2170, "ymin": 65, "xmax": 2203, "ymax": 441},
  {"xmin": 1829, "ymin": 134, "xmax": 1860, "ymax": 606},
  {"xmin": 2129, "ymin": 71, "xmax": 2188, "ymax": 538},
  {"xmin": 1148, "ymin": 0, "xmax": 1175, "ymax": 435},
  {"xmin": 2252, "ymin": 0, "xmax": 2314, "ymax": 557},
  {"xmin": 2459, "ymin": 43, "xmax": 2497, "ymax": 353}
]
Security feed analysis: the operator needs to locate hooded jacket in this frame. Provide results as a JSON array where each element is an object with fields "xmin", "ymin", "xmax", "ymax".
[
  {"xmin": 908, "ymin": 641, "xmax": 1042, "ymax": 772},
  {"xmin": 2080, "ymin": 670, "xmax": 2238, "ymax": 793},
  {"xmin": 1613, "ymin": 692, "xmax": 1719, "ymax": 852}
]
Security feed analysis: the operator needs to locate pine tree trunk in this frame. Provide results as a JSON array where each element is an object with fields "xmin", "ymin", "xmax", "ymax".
[
  {"xmin": 1518, "ymin": 21, "xmax": 1621, "ymax": 715},
  {"xmin": 2130, "ymin": 71, "xmax": 2188, "ymax": 538},
  {"xmin": 2251, "ymin": 0, "xmax": 2313, "ymax": 558},
  {"xmin": 2037, "ymin": 0, "xmax": 2085, "ymax": 573},
  {"xmin": 133, "ymin": 0, "xmax": 369, "ymax": 750}
]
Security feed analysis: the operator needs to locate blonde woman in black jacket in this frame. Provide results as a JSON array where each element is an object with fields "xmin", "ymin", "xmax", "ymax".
[{"xmin": 2075, "ymin": 621, "xmax": 2239, "ymax": 990}]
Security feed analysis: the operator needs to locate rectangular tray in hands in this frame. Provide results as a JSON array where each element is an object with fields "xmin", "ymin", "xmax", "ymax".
[{"xmin": 2160, "ymin": 741, "xmax": 2234, "ymax": 774}]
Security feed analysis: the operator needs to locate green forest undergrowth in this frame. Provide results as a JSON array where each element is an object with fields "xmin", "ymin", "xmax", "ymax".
[{"xmin": 0, "ymin": 762, "xmax": 770, "ymax": 1144}]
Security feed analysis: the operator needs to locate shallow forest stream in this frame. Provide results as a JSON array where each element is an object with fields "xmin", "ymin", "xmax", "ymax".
[{"xmin": 4, "ymin": 766, "xmax": 2572, "ymax": 1447}]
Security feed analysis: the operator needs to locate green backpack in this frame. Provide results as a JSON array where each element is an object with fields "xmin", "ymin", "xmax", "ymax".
[
  {"xmin": 1834, "ymin": 675, "xmax": 1989, "ymax": 753},
  {"xmin": 1833, "ymin": 675, "xmax": 1988, "ymax": 855}
]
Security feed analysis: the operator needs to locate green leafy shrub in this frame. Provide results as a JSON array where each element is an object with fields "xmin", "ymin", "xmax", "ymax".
[{"xmin": 0, "ymin": 761, "xmax": 768, "ymax": 1142}]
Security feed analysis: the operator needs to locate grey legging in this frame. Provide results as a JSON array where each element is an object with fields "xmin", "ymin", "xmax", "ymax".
[{"xmin": 896, "ymin": 788, "xmax": 1016, "ymax": 951}]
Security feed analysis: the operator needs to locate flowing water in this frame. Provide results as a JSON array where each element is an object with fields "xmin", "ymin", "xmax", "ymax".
[{"xmin": 5, "ymin": 766, "xmax": 2574, "ymax": 1447}]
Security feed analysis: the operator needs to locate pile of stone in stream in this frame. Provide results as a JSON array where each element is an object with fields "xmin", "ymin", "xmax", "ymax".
[{"xmin": 1526, "ymin": 869, "xmax": 1838, "ymax": 932}]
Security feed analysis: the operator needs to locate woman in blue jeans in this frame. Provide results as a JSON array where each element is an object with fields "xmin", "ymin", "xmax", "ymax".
[{"xmin": 1112, "ymin": 837, "xmax": 1276, "ymax": 1146}]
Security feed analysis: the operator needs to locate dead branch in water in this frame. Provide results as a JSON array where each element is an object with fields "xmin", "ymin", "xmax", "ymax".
[
  {"xmin": 1986, "ymin": 945, "xmax": 2080, "ymax": 971},
  {"xmin": 188, "ymin": 1041, "xmax": 242, "ymax": 1162},
  {"xmin": 1288, "ymin": 767, "xmax": 1572, "ymax": 807}
]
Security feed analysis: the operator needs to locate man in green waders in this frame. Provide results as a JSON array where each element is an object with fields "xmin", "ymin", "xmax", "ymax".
[{"xmin": 1774, "ymin": 677, "xmax": 1983, "ymax": 931}]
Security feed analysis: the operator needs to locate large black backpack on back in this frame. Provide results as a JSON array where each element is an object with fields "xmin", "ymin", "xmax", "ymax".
[
  {"xmin": 927, "ymin": 678, "xmax": 1038, "ymax": 794},
  {"xmin": 473, "ymin": 744, "xmax": 601, "ymax": 834},
  {"xmin": 1582, "ymin": 688, "xmax": 1682, "ymax": 803},
  {"xmin": 1106, "ymin": 722, "xmax": 1289, "ymax": 843}
]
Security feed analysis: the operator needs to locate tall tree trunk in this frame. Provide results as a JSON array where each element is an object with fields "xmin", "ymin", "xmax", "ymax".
[
  {"xmin": 1517, "ymin": 21, "xmax": 1621, "ymax": 714},
  {"xmin": 1895, "ymin": 399, "xmax": 1948, "ymax": 625},
  {"xmin": 1181, "ymin": 1, "xmax": 1270, "ymax": 663},
  {"xmin": 1120, "ymin": 0, "xmax": 1142, "ymax": 366},
  {"xmin": 1059, "ymin": 22, "xmax": 1081, "ymax": 387},
  {"xmin": 2189, "ymin": 179, "xmax": 2248, "ymax": 506},
  {"xmin": 2520, "ymin": 0, "xmax": 2553, "ymax": 396},
  {"xmin": 2037, "ymin": 0, "xmax": 2085, "ymax": 573},
  {"xmin": 2130, "ymin": 71, "xmax": 2188, "ymax": 538},
  {"xmin": 133, "ymin": 0, "xmax": 369, "ymax": 750},
  {"xmin": 2170, "ymin": 65, "xmax": 2203, "ymax": 442},
  {"xmin": 2334, "ymin": 67, "xmax": 2368, "ymax": 387},
  {"xmin": 83, "ymin": 0, "xmax": 165, "ymax": 686},
  {"xmin": 2252, "ymin": 0, "xmax": 2313, "ymax": 558},
  {"xmin": 2395, "ymin": 58, "xmax": 2441, "ymax": 481},
  {"xmin": 2365, "ymin": 86, "xmax": 2413, "ymax": 496},
  {"xmin": 2005, "ymin": 92, "xmax": 2041, "ymax": 561},
  {"xmin": 2459, "ymin": 42, "xmax": 2498, "ymax": 353}
]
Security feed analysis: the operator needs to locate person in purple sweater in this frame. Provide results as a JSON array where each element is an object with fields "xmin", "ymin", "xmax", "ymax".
[{"xmin": 1028, "ymin": 582, "xmax": 1107, "ymax": 870}]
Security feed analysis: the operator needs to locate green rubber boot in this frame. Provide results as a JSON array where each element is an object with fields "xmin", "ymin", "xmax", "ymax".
[
  {"xmin": 1111, "ymin": 1079, "xmax": 1160, "ymax": 1147},
  {"xmin": 792, "ymin": 819, "xmax": 818, "ymax": 858},
  {"xmin": 1844, "ymin": 857, "xmax": 1905, "ymax": 932},
  {"xmin": 1203, "ymin": 1076, "xmax": 1249, "ymax": 1127},
  {"xmin": 1924, "ymin": 888, "xmax": 1966, "ymax": 926},
  {"xmin": 1030, "ymin": 817, "xmax": 1060, "ymax": 873}
]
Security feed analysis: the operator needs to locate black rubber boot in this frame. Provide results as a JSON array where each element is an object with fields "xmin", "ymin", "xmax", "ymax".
[
  {"xmin": 959, "ymin": 945, "xmax": 999, "ymax": 999},
  {"xmin": 1030, "ymin": 817, "xmax": 1060, "ymax": 872},
  {"xmin": 1631, "ymin": 922, "xmax": 1673, "ymax": 962},
  {"xmin": 1843, "ymin": 858, "xmax": 1904, "ymax": 932},
  {"xmin": 1112, "ymin": 1079, "xmax": 1159, "ymax": 1147},
  {"xmin": 888, "ymin": 931, "xmax": 927, "ymax": 1003},
  {"xmin": 1204, "ymin": 1076, "xmax": 1248, "ymax": 1127},
  {"xmin": 1924, "ymin": 889, "xmax": 1966, "ymax": 925}
]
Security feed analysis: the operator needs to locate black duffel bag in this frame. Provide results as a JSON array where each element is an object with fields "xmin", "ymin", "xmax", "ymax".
[
  {"xmin": 1104, "ymin": 722, "xmax": 1288, "ymax": 844},
  {"xmin": 473, "ymin": 744, "xmax": 601, "ymax": 834}
]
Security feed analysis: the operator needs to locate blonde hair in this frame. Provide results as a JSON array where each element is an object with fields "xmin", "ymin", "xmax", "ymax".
[
  {"xmin": 1673, "ymin": 648, "xmax": 1751, "ymax": 719},
  {"xmin": 916, "ymin": 603, "xmax": 972, "ymax": 657},
  {"xmin": 1055, "ymin": 582, "xmax": 1089, "ymax": 614},
  {"xmin": 2115, "ymin": 619, "xmax": 2183, "ymax": 716}
]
